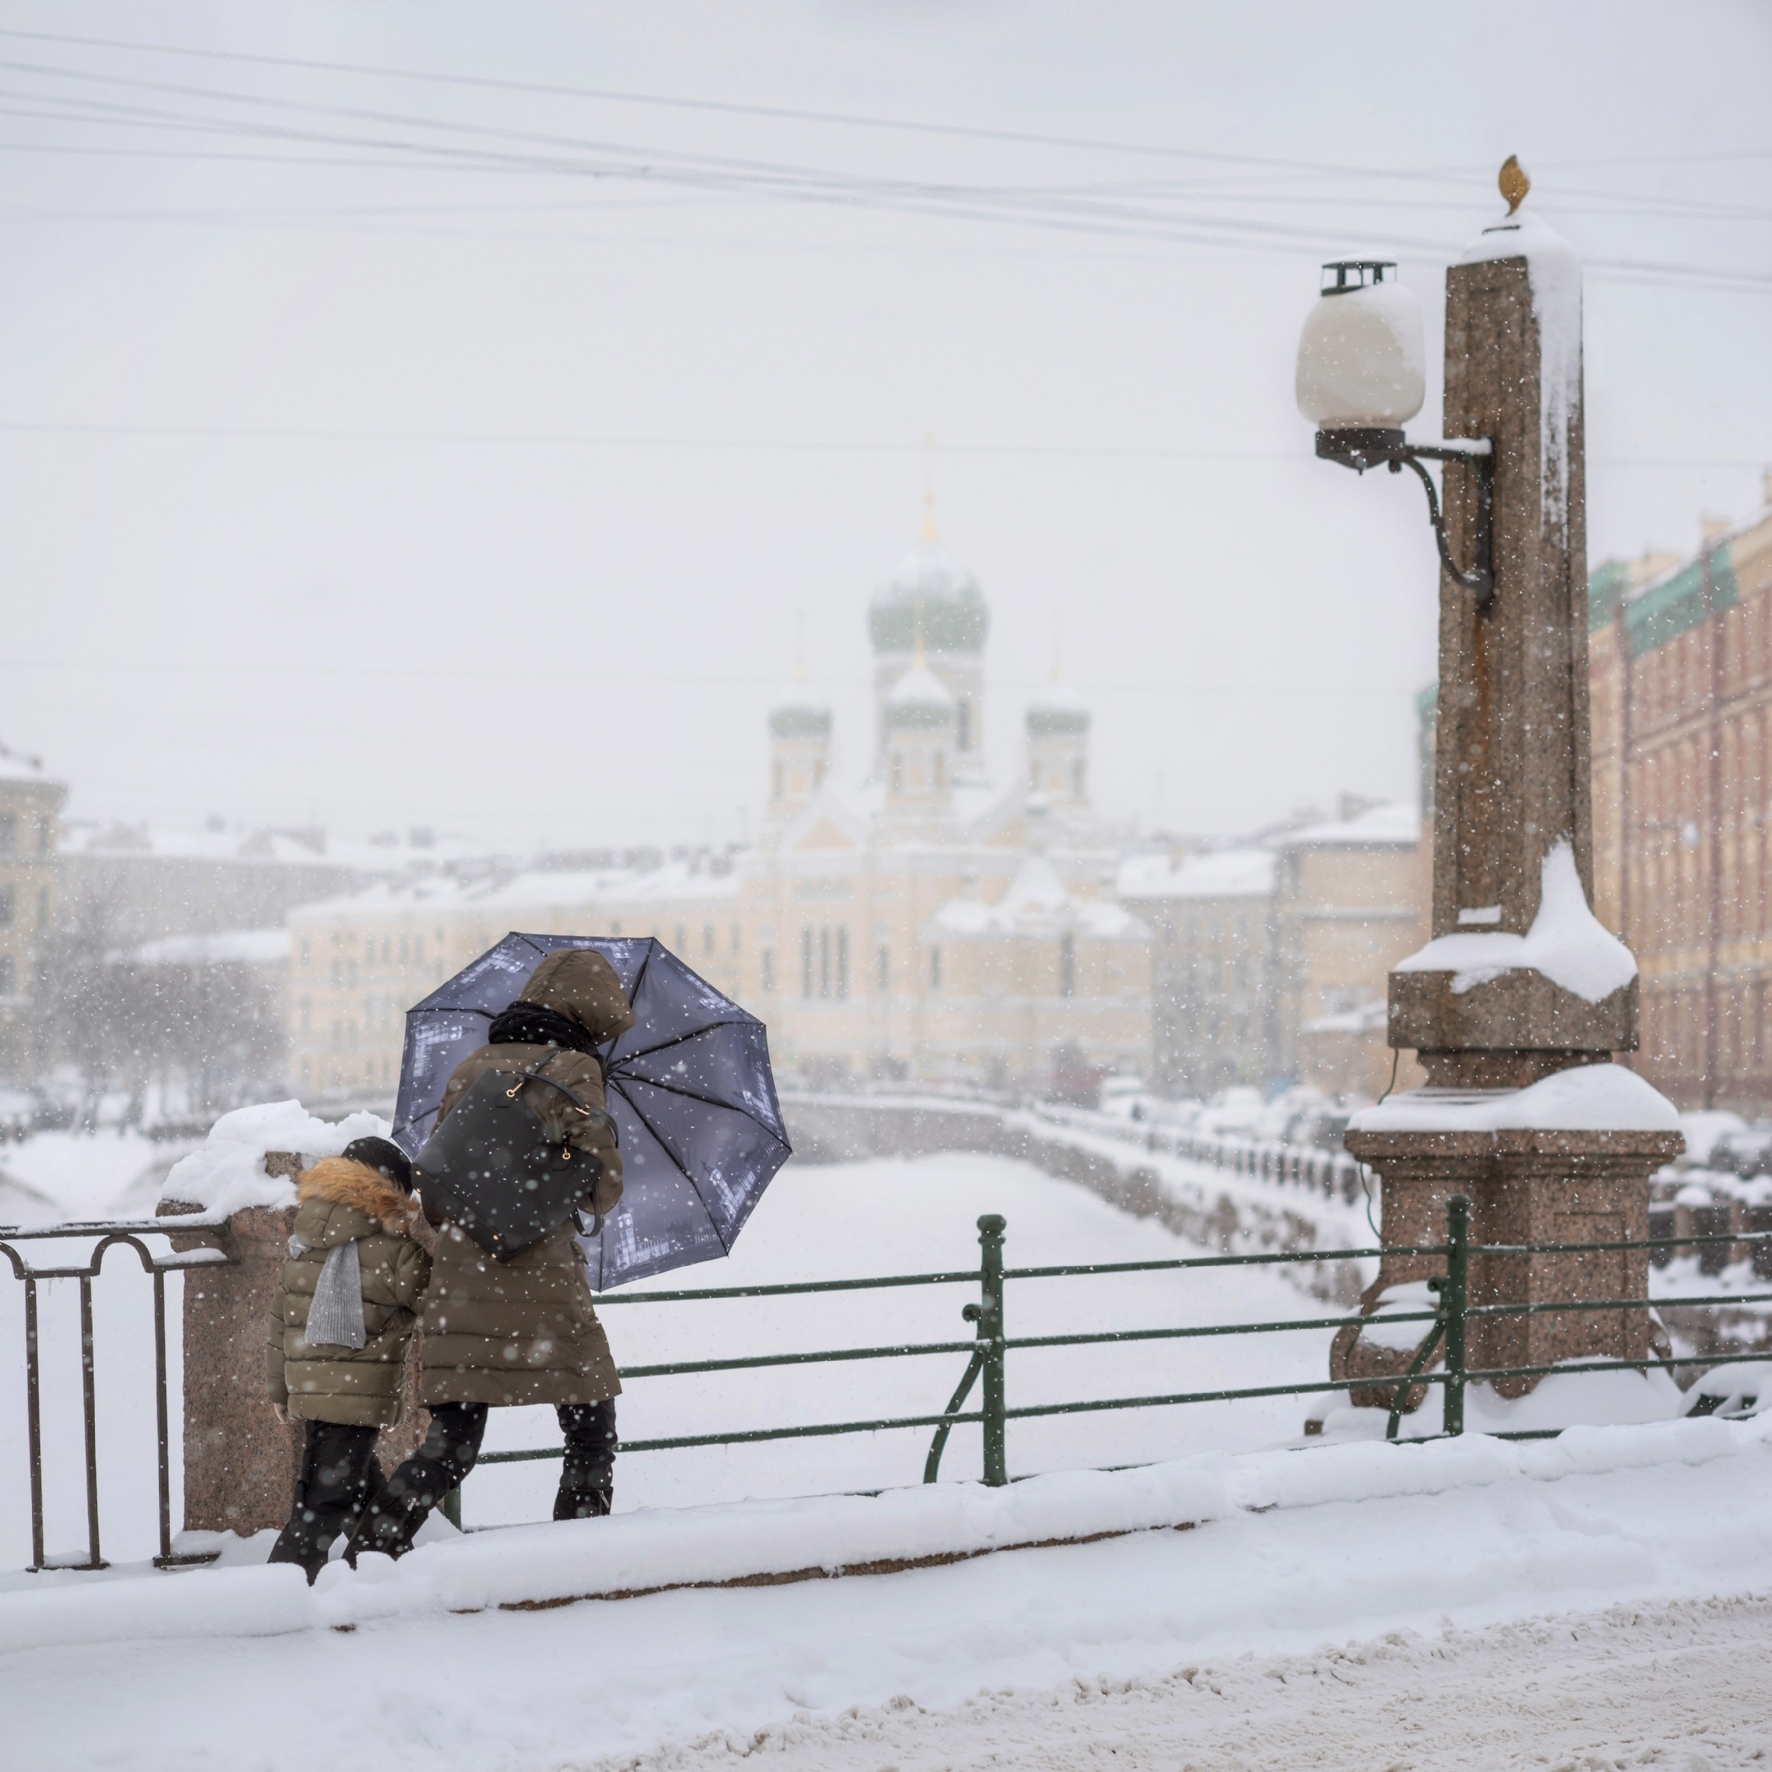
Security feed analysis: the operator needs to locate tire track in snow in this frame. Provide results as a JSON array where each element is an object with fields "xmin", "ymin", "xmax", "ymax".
[{"xmin": 599, "ymin": 1592, "xmax": 1772, "ymax": 1771}]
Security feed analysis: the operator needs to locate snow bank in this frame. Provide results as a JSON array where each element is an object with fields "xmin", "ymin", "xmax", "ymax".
[
  {"xmin": 1458, "ymin": 205, "xmax": 1582, "ymax": 524},
  {"xmin": 0, "ymin": 1413, "xmax": 1758, "ymax": 1657},
  {"xmin": 1349, "ymin": 1063, "xmax": 1679, "ymax": 1136},
  {"xmin": 160, "ymin": 1100, "xmax": 391, "ymax": 1216},
  {"xmin": 1395, "ymin": 839, "xmax": 1634, "ymax": 1003}
]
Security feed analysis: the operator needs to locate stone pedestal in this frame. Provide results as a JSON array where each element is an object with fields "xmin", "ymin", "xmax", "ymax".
[
  {"xmin": 1338, "ymin": 1126, "xmax": 1680, "ymax": 1404},
  {"xmin": 161, "ymin": 1200, "xmax": 303, "ymax": 1535},
  {"xmin": 163, "ymin": 1154, "xmax": 431, "ymax": 1538}
]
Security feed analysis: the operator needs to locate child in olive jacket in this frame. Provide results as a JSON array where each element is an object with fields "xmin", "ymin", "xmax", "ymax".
[{"xmin": 266, "ymin": 1136, "xmax": 430, "ymax": 1581}]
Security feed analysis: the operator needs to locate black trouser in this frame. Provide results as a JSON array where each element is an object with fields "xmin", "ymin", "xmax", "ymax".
[
  {"xmin": 269, "ymin": 1421, "xmax": 381, "ymax": 1575},
  {"xmin": 383, "ymin": 1397, "xmax": 617, "ymax": 1514}
]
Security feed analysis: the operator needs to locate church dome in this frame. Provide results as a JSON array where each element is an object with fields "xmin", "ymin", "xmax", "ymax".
[
  {"xmin": 868, "ymin": 535, "xmax": 990, "ymax": 656},
  {"xmin": 768, "ymin": 683, "xmax": 832, "ymax": 739},
  {"xmin": 884, "ymin": 664, "xmax": 956, "ymax": 730},
  {"xmin": 1025, "ymin": 679, "xmax": 1090, "ymax": 737}
]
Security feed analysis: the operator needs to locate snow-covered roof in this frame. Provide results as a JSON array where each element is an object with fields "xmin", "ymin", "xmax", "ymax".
[
  {"xmin": 290, "ymin": 859, "xmax": 743, "ymax": 924},
  {"xmin": 1117, "ymin": 848, "xmax": 1275, "ymax": 901},
  {"xmin": 931, "ymin": 855, "xmax": 1148, "ymax": 941},
  {"xmin": 58, "ymin": 820, "xmax": 466, "ymax": 872},
  {"xmin": 0, "ymin": 742, "xmax": 56, "ymax": 785},
  {"xmin": 135, "ymin": 928, "xmax": 292, "ymax": 967},
  {"xmin": 1275, "ymin": 802, "xmax": 1419, "ymax": 850}
]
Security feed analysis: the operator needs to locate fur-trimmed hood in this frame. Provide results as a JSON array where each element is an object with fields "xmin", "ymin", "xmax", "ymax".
[{"xmin": 295, "ymin": 1157, "xmax": 416, "ymax": 1240}]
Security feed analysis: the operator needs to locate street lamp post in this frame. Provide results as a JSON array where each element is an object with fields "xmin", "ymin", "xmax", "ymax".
[{"xmin": 1308, "ymin": 164, "xmax": 1684, "ymax": 1422}]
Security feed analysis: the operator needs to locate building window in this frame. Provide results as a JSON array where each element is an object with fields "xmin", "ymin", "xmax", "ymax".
[
  {"xmin": 300, "ymin": 937, "xmax": 311, "ymax": 966},
  {"xmin": 0, "ymin": 886, "xmax": 14, "ymax": 927},
  {"xmin": 877, "ymin": 945, "xmax": 890, "ymax": 990},
  {"xmin": 36, "ymin": 886, "xmax": 48, "ymax": 931},
  {"xmin": 762, "ymin": 947, "xmax": 775, "ymax": 993},
  {"xmin": 819, "ymin": 927, "xmax": 832, "ymax": 998},
  {"xmin": 957, "ymin": 701, "xmax": 971, "ymax": 751},
  {"xmin": 0, "ymin": 814, "xmax": 13, "ymax": 853},
  {"xmin": 364, "ymin": 935, "xmax": 374, "ymax": 964},
  {"xmin": 0, "ymin": 957, "xmax": 12, "ymax": 995},
  {"xmin": 836, "ymin": 927, "xmax": 849, "ymax": 1000},
  {"xmin": 35, "ymin": 817, "xmax": 49, "ymax": 855},
  {"xmin": 801, "ymin": 929, "xmax": 814, "ymax": 998},
  {"xmin": 1060, "ymin": 932, "xmax": 1076, "ymax": 998},
  {"xmin": 933, "ymin": 753, "xmax": 947, "ymax": 791},
  {"xmin": 703, "ymin": 924, "xmax": 715, "ymax": 956},
  {"xmin": 929, "ymin": 947, "xmax": 942, "ymax": 991},
  {"xmin": 891, "ymin": 753, "xmax": 904, "ymax": 792},
  {"xmin": 300, "ymin": 997, "xmax": 311, "ymax": 1033},
  {"xmin": 1029, "ymin": 760, "xmax": 1039, "ymax": 791},
  {"xmin": 1072, "ymin": 759, "xmax": 1086, "ymax": 798},
  {"xmin": 675, "ymin": 924, "xmax": 687, "ymax": 954}
]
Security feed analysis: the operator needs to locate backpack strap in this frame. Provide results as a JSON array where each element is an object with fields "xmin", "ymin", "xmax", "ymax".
[{"xmin": 506, "ymin": 1051, "xmax": 616, "ymax": 1138}]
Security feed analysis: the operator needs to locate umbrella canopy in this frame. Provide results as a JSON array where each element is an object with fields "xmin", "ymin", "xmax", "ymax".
[{"xmin": 391, "ymin": 932, "xmax": 791, "ymax": 1290}]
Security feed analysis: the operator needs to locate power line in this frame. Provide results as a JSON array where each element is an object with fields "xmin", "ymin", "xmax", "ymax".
[{"xmin": 0, "ymin": 421, "xmax": 1760, "ymax": 469}]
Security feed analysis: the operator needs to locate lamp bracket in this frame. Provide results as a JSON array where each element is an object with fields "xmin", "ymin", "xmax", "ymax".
[{"xmin": 1315, "ymin": 429, "xmax": 1495, "ymax": 610}]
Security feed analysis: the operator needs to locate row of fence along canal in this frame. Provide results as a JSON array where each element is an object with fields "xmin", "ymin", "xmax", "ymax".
[{"xmin": 5, "ymin": 1179, "xmax": 1769, "ymax": 1568}]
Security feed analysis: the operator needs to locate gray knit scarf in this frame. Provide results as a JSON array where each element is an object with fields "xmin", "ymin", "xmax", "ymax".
[{"xmin": 305, "ymin": 1239, "xmax": 367, "ymax": 1350}]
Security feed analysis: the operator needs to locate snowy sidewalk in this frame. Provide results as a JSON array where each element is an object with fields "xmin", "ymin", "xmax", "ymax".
[{"xmin": 4, "ymin": 1416, "xmax": 1771, "ymax": 1769}]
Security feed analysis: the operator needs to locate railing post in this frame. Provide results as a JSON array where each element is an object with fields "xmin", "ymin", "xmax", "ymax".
[
  {"xmin": 1443, "ymin": 1194, "xmax": 1470, "ymax": 1437},
  {"xmin": 24, "ymin": 1276, "xmax": 44, "ymax": 1572},
  {"xmin": 79, "ymin": 1275, "xmax": 104, "ymax": 1569},
  {"xmin": 977, "ymin": 1214, "xmax": 1007, "ymax": 1487}
]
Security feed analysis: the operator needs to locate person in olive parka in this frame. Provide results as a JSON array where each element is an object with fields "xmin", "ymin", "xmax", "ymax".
[
  {"xmin": 266, "ymin": 1136, "xmax": 429, "ymax": 1581},
  {"xmin": 347, "ymin": 947, "xmax": 631, "ymax": 1560}
]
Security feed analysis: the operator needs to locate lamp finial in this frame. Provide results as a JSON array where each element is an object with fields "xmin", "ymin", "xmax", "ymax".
[{"xmin": 1499, "ymin": 155, "xmax": 1530, "ymax": 216}]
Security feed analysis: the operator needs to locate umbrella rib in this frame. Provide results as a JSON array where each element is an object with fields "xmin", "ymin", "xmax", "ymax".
[
  {"xmin": 609, "ymin": 1080, "xmax": 739, "ymax": 1258},
  {"xmin": 620, "ymin": 1074, "xmax": 790, "ymax": 1144},
  {"xmin": 609, "ymin": 1020, "xmax": 753, "ymax": 1068}
]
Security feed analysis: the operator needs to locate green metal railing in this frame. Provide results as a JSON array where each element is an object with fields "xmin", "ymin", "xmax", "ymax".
[{"xmin": 450, "ymin": 1199, "xmax": 1772, "ymax": 1521}]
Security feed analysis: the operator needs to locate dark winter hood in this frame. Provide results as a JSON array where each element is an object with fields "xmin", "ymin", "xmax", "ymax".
[{"xmin": 515, "ymin": 948, "xmax": 636, "ymax": 1046}]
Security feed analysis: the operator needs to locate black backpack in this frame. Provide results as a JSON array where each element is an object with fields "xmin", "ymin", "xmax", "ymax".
[{"xmin": 414, "ymin": 1056, "xmax": 615, "ymax": 1261}]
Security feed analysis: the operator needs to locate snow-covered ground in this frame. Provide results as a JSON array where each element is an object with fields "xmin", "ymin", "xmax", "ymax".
[
  {"xmin": 2, "ymin": 1418, "xmax": 1770, "ymax": 1769},
  {"xmin": 3, "ymin": 1141, "xmax": 1770, "ymax": 1767}
]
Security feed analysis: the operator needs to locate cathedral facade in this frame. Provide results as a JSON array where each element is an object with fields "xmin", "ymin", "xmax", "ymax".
[{"xmin": 288, "ymin": 518, "xmax": 1154, "ymax": 1097}]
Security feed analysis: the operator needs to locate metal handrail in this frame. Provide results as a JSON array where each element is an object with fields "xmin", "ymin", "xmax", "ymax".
[{"xmin": 0, "ymin": 1219, "xmax": 233, "ymax": 1572}]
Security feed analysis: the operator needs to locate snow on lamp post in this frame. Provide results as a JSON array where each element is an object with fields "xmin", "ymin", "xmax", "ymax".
[
  {"xmin": 1297, "ymin": 260, "xmax": 1494, "ymax": 608},
  {"xmin": 1313, "ymin": 160, "xmax": 1683, "ymax": 1430}
]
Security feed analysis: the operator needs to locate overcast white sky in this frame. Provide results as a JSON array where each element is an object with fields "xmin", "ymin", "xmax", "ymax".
[{"xmin": 2, "ymin": 1, "xmax": 1768, "ymax": 851}]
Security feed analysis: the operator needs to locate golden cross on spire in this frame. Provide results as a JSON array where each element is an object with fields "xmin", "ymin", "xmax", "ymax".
[{"xmin": 921, "ymin": 431, "xmax": 938, "ymax": 540}]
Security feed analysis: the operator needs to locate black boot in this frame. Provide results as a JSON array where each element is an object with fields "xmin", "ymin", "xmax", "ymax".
[
  {"xmin": 343, "ymin": 1487, "xmax": 429, "ymax": 1565},
  {"xmin": 270, "ymin": 1421, "xmax": 382, "ymax": 1584},
  {"xmin": 555, "ymin": 1398, "xmax": 616, "ymax": 1521},
  {"xmin": 553, "ymin": 1478, "xmax": 612, "ymax": 1521},
  {"xmin": 346, "ymin": 1401, "xmax": 489, "ymax": 1564}
]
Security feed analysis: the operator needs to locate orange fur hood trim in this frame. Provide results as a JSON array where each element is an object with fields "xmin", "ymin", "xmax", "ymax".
[{"xmin": 296, "ymin": 1156, "xmax": 415, "ymax": 1232}]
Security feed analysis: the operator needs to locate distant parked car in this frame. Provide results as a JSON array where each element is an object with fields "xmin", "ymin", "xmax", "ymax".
[
  {"xmin": 1097, "ymin": 1075, "xmax": 1151, "ymax": 1120},
  {"xmin": 1707, "ymin": 1124, "xmax": 1772, "ymax": 1179},
  {"xmin": 1285, "ymin": 1103, "xmax": 1362, "ymax": 1154}
]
